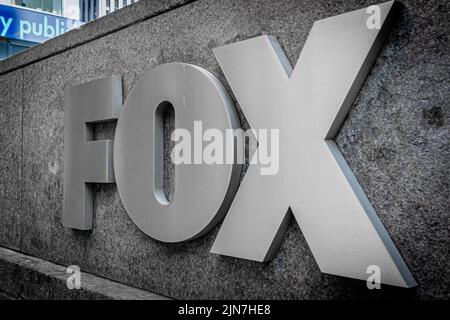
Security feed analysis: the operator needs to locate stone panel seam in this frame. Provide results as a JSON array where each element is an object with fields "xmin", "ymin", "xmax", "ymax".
[
  {"xmin": 19, "ymin": 68, "xmax": 24, "ymax": 252},
  {"xmin": 0, "ymin": 245, "xmax": 171, "ymax": 299}
]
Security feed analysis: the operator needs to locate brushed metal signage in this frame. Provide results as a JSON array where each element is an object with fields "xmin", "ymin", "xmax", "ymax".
[
  {"xmin": 63, "ymin": 1, "xmax": 416, "ymax": 287},
  {"xmin": 64, "ymin": 76, "xmax": 121, "ymax": 229},
  {"xmin": 114, "ymin": 63, "xmax": 242, "ymax": 243}
]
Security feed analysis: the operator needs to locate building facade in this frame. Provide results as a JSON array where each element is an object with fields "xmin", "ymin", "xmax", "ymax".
[
  {"xmin": 0, "ymin": 0, "xmax": 449, "ymax": 300},
  {"xmin": 80, "ymin": 0, "xmax": 137, "ymax": 22},
  {"xmin": 0, "ymin": 0, "xmax": 136, "ymax": 60},
  {"xmin": 0, "ymin": 0, "xmax": 78, "ymax": 18},
  {"xmin": 0, "ymin": 0, "xmax": 83, "ymax": 59}
]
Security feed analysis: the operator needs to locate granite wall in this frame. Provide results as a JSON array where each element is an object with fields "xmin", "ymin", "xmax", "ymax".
[{"xmin": 0, "ymin": 0, "xmax": 448, "ymax": 299}]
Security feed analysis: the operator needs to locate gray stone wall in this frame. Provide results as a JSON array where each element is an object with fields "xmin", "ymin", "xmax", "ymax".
[
  {"xmin": 0, "ymin": 0, "xmax": 448, "ymax": 299},
  {"xmin": 0, "ymin": 247, "xmax": 168, "ymax": 299}
]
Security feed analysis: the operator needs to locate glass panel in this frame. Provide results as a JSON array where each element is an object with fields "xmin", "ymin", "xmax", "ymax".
[
  {"xmin": 42, "ymin": 0, "xmax": 52, "ymax": 13},
  {"xmin": 81, "ymin": 0, "xmax": 85, "ymax": 21},
  {"xmin": 52, "ymin": 0, "xmax": 62, "ymax": 14},
  {"xmin": 8, "ymin": 40, "xmax": 33, "ymax": 56},
  {"xmin": 0, "ymin": 40, "xmax": 8, "ymax": 60},
  {"xmin": 21, "ymin": 0, "xmax": 44, "ymax": 11},
  {"xmin": 18, "ymin": 0, "xmax": 63, "ymax": 15}
]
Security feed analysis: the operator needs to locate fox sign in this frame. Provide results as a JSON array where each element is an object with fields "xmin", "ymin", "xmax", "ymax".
[{"xmin": 63, "ymin": 1, "xmax": 416, "ymax": 288}]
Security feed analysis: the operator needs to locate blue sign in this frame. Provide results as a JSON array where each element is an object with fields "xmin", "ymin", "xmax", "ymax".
[{"xmin": 0, "ymin": 4, "xmax": 83, "ymax": 43}]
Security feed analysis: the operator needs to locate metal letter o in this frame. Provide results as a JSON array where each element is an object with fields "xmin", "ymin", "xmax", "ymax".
[{"xmin": 114, "ymin": 62, "xmax": 242, "ymax": 242}]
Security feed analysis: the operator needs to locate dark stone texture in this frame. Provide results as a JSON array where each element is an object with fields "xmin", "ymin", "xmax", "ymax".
[
  {"xmin": 0, "ymin": 69, "xmax": 22, "ymax": 250},
  {"xmin": 335, "ymin": 0, "xmax": 450, "ymax": 298},
  {"xmin": 0, "ymin": 0, "xmax": 448, "ymax": 299},
  {"xmin": 0, "ymin": 247, "xmax": 168, "ymax": 299}
]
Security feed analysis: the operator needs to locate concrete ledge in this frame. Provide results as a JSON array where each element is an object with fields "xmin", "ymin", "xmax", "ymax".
[
  {"xmin": 0, "ymin": 0, "xmax": 196, "ymax": 76},
  {"xmin": 0, "ymin": 246, "xmax": 170, "ymax": 300}
]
